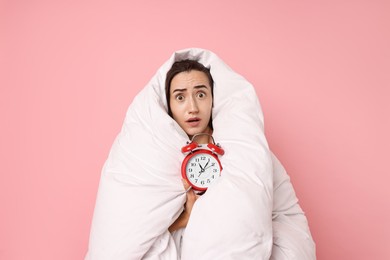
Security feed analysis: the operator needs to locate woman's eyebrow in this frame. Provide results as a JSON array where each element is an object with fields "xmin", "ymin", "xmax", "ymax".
[
  {"xmin": 172, "ymin": 88, "xmax": 187, "ymax": 94},
  {"xmin": 194, "ymin": 85, "xmax": 208, "ymax": 90},
  {"xmin": 172, "ymin": 85, "xmax": 209, "ymax": 94}
]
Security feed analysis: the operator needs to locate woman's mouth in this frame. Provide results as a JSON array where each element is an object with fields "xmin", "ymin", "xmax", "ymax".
[{"xmin": 186, "ymin": 117, "xmax": 201, "ymax": 127}]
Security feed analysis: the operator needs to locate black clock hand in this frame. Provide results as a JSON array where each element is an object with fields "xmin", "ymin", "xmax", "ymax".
[
  {"xmin": 203, "ymin": 158, "xmax": 210, "ymax": 170},
  {"xmin": 203, "ymin": 165, "xmax": 212, "ymax": 171},
  {"xmin": 198, "ymin": 159, "xmax": 211, "ymax": 177},
  {"xmin": 198, "ymin": 162, "xmax": 206, "ymax": 177},
  {"xmin": 198, "ymin": 162, "xmax": 205, "ymax": 177},
  {"xmin": 202, "ymin": 159, "xmax": 213, "ymax": 171}
]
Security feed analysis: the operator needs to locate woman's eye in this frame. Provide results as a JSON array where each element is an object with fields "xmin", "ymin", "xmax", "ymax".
[
  {"xmin": 176, "ymin": 95, "xmax": 184, "ymax": 101},
  {"xmin": 197, "ymin": 92, "xmax": 206, "ymax": 99}
]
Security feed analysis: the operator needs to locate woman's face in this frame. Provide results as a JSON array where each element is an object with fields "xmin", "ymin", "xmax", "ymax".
[{"xmin": 170, "ymin": 70, "xmax": 213, "ymax": 140}]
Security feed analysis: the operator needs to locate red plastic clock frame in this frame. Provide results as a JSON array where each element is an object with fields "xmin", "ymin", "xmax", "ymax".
[{"xmin": 181, "ymin": 149, "xmax": 223, "ymax": 191}]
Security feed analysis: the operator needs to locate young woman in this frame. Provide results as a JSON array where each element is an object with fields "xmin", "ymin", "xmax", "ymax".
[{"xmin": 165, "ymin": 60, "xmax": 214, "ymax": 232}]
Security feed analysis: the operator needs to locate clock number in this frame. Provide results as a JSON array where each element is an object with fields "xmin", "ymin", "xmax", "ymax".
[
  {"xmin": 207, "ymin": 179, "xmax": 210, "ymax": 183},
  {"xmin": 195, "ymin": 158, "xmax": 199, "ymax": 162},
  {"xmin": 191, "ymin": 163, "xmax": 196, "ymax": 167},
  {"xmin": 201, "ymin": 180, "xmax": 205, "ymax": 185},
  {"xmin": 195, "ymin": 179, "xmax": 198, "ymax": 183},
  {"xmin": 189, "ymin": 168, "xmax": 192, "ymax": 172},
  {"xmin": 190, "ymin": 174, "xmax": 194, "ymax": 178},
  {"xmin": 213, "ymin": 169, "xmax": 217, "ymax": 173},
  {"xmin": 201, "ymin": 156, "xmax": 206, "ymax": 160}
]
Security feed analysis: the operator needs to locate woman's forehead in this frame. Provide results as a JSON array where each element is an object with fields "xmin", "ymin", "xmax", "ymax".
[{"xmin": 170, "ymin": 70, "xmax": 211, "ymax": 92}]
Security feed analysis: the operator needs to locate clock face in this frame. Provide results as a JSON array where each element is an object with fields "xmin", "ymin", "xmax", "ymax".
[{"xmin": 183, "ymin": 149, "xmax": 222, "ymax": 191}]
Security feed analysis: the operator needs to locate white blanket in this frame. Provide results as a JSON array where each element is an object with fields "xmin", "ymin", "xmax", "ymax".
[{"xmin": 85, "ymin": 48, "xmax": 315, "ymax": 260}]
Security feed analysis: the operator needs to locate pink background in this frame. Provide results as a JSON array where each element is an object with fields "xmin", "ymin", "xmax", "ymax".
[{"xmin": 1, "ymin": 0, "xmax": 389, "ymax": 259}]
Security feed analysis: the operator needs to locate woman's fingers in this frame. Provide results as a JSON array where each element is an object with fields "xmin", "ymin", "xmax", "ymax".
[
  {"xmin": 182, "ymin": 179, "xmax": 195, "ymax": 198},
  {"xmin": 182, "ymin": 178, "xmax": 190, "ymax": 190},
  {"xmin": 182, "ymin": 179, "xmax": 199, "ymax": 212}
]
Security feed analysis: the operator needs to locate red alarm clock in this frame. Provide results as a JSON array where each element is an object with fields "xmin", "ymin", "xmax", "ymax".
[{"xmin": 181, "ymin": 133, "xmax": 224, "ymax": 191}]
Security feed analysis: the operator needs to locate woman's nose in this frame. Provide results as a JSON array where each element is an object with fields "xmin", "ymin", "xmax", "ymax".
[{"xmin": 188, "ymin": 97, "xmax": 199, "ymax": 114}]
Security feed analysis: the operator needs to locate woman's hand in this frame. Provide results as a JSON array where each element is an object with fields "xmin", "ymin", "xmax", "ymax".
[{"xmin": 168, "ymin": 179, "xmax": 200, "ymax": 233}]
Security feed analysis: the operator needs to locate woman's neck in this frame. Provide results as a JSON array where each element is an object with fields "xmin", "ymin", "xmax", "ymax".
[{"xmin": 189, "ymin": 129, "xmax": 213, "ymax": 144}]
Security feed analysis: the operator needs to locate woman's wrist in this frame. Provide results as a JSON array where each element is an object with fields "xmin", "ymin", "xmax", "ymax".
[{"xmin": 169, "ymin": 211, "xmax": 188, "ymax": 233}]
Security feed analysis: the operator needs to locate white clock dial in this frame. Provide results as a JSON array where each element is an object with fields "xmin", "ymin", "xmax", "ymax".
[{"xmin": 186, "ymin": 153, "xmax": 221, "ymax": 188}]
